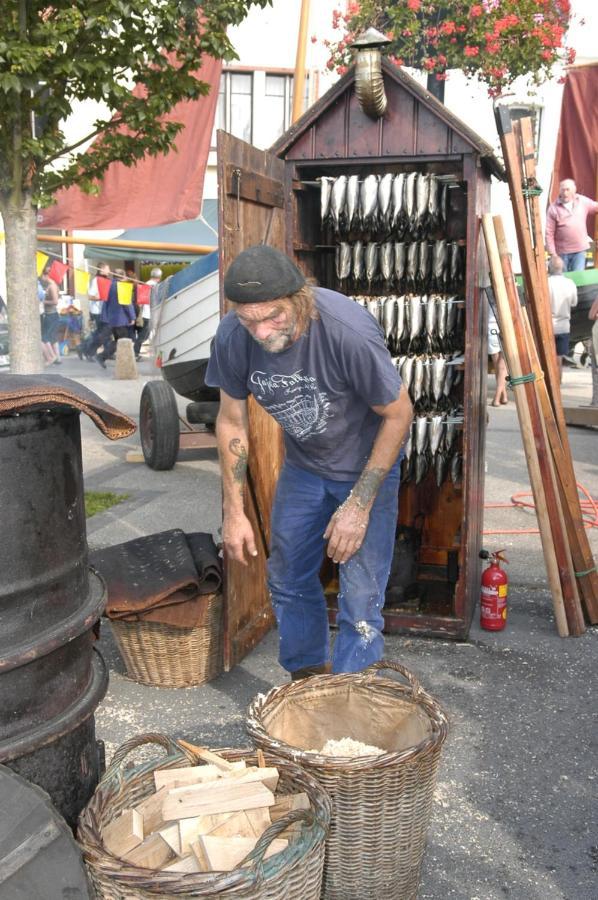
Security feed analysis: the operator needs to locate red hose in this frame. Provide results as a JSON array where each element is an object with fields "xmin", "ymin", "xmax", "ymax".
[{"xmin": 483, "ymin": 484, "xmax": 598, "ymax": 535}]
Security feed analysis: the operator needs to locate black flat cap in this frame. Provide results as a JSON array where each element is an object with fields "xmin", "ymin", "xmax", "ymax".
[{"xmin": 224, "ymin": 244, "xmax": 305, "ymax": 303}]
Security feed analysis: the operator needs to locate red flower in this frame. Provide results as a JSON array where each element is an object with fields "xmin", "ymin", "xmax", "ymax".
[
  {"xmin": 541, "ymin": 49, "xmax": 552, "ymax": 60},
  {"xmin": 464, "ymin": 46, "xmax": 480, "ymax": 57},
  {"xmin": 407, "ymin": 0, "xmax": 421, "ymax": 10},
  {"xmin": 423, "ymin": 57, "xmax": 436, "ymax": 71},
  {"xmin": 566, "ymin": 47, "xmax": 576, "ymax": 64},
  {"xmin": 471, "ymin": 4, "xmax": 483, "ymax": 16},
  {"xmin": 440, "ymin": 20, "xmax": 456, "ymax": 35}
]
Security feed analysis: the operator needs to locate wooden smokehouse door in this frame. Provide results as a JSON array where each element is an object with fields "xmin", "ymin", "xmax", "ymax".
[{"xmin": 216, "ymin": 131, "xmax": 287, "ymax": 670}]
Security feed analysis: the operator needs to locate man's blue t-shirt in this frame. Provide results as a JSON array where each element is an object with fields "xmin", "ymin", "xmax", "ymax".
[{"xmin": 205, "ymin": 287, "xmax": 402, "ymax": 481}]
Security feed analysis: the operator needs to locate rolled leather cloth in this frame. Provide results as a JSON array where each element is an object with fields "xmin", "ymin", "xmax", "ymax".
[
  {"xmin": 0, "ymin": 374, "xmax": 135, "ymax": 440},
  {"xmin": 91, "ymin": 529, "xmax": 222, "ymax": 628}
]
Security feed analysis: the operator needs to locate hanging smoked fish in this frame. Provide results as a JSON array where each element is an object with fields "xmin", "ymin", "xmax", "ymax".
[
  {"xmin": 394, "ymin": 242, "xmax": 406, "ymax": 290},
  {"xmin": 346, "ymin": 175, "xmax": 360, "ymax": 232},
  {"xmin": 320, "ymin": 176, "xmax": 333, "ymax": 225},
  {"xmin": 380, "ymin": 242, "xmax": 395, "ymax": 285},
  {"xmin": 352, "ymin": 241, "xmax": 364, "ymax": 284},
  {"xmin": 330, "ymin": 176, "xmax": 348, "ymax": 233},
  {"xmin": 378, "ymin": 174, "xmax": 394, "ymax": 229},
  {"xmin": 365, "ymin": 242, "xmax": 379, "ymax": 288},
  {"xmin": 336, "ymin": 242, "xmax": 351, "ymax": 281},
  {"xmin": 391, "ymin": 173, "xmax": 405, "ymax": 234},
  {"xmin": 360, "ymin": 174, "xmax": 380, "ymax": 231},
  {"xmin": 406, "ymin": 242, "xmax": 419, "ymax": 291}
]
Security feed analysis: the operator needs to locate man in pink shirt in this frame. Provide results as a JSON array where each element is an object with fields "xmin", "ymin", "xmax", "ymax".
[{"xmin": 545, "ymin": 179, "xmax": 598, "ymax": 271}]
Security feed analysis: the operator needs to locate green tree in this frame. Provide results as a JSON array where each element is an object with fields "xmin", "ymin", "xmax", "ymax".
[{"xmin": 0, "ymin": 0, "xmax": 270, "ymax": 373}]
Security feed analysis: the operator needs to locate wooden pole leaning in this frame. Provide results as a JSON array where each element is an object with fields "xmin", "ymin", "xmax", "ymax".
[
  {"xmin": 494, "ymin": 109, "xmax": 563, "ymax": 420},
  {"xmin": 515, "ymin": 117, "xmax": 598, "ymax": 619},
  {"xmin": 482, "ymin": 215, "xmax": 569, "ymax": 637},
  {"xmin": 492, "ymin": 217, "xmax": 585, "ymax": 636},
  {"xmin": 518, "ymin": 304, "xmax": 598, "ymax": 624}
]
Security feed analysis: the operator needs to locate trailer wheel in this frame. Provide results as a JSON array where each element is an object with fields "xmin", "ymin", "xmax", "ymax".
[{"xmin": 140, "ymin": 381, "xmax": 180, "ymax": 470}]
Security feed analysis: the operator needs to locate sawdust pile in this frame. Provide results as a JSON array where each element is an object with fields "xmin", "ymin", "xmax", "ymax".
[{"xmin": 309, "ymin": 738, "xmax": 385, "ymax": 757}]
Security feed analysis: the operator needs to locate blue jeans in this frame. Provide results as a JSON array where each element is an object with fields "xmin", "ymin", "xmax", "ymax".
[
  {"xmin": 268, "ymin": 459, "xmax": 401, "ymax": 675},
  {"xmin": 560, "ymin": 251, "xmax": 586, "ymax": 272}
]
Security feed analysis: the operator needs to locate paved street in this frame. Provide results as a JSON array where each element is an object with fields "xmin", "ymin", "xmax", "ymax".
[{"xmin": 21, "ymin": 352, "xmax": 598, "ymax": 899}]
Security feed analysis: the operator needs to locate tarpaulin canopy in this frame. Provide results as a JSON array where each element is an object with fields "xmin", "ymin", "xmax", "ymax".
[
  {"xmin": 83, "ymin": 200, "xmax": 218, "ymax": 263},
  {"xmin": 37, "ymin": 56, "xmax": 221, "ymax": 231},
  {"xmin": 551, "ymin": 63, "xmax": 598, "ymax": 239}
]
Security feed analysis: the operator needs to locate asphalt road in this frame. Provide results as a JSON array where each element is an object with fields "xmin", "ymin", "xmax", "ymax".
[{"xmin": 31, "ymin": 352, "xmax": 598, "ymax": 899}]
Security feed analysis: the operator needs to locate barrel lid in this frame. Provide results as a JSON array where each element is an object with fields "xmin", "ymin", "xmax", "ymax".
[{"xmin": 0, "ymin": 765, "xmax": 92, "ymax": 899}]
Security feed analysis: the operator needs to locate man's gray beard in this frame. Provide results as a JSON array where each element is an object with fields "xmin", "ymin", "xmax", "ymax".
[{"xmin": 253, "ymin": 327, "xmax": 296, "ymax": 353}]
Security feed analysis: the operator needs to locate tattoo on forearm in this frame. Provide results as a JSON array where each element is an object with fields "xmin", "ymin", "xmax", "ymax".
[
  {"xmin": 229, "ymin": 438, "xmax": 248, "ymax": 485},
  {"xmin": 351, "ymin": 468, "xmax": 386, "ymax": 508}
]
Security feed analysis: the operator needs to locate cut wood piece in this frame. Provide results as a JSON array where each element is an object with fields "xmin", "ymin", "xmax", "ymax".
[
  {"xmin": 195, "ymin": 835, "xmax": 288, "ymax": 872},
  {"xmin": 162, "ymin": 854, "xmax": 202, "ymax": 873},
  {"xmin": 204, "ymin": 808, "xmax": 271, "ymax": 839},
  {"xmin": 190, "ymin": 839, "xmax": 211, "ymax": 872},
  {"xmin": 177, "ymin": 741, "xmax": 244, "ymax": 772},
  {"xmin": 178, "ymin": 816, "xmax": 203, "ymax": 855},
  {"xmin": 232, "ymin": 767, "xmax": 279, "ymax": 793},
  {"xmin": 163, "ymin": 781, "xmax": 275, "ymax": 821},
  {"xmin": 244, "ymin": 807, "xmax": 272, "ymax": 837},
  {"xmin": 154, "ymin": 764, "xmax": 237, "ymax": 792},
  {"xmin": 124, "ymin": 832, "xmax": 176, "ymax": 870},
  {"xmin": 134, "ymin": 787, "xmax": 172, "ymax": 834},
  {"xmin": 102, "ymin": 808, "xmax": 144, "ymax": 856},
  {"xmin": 158, "ymin": 824, "xmax": 181, "ymax": 856},
  {"xmin": 256, "ymin": 749, "xmax": 266, "ymax": 768},
  {"xmin": 269, "ymin": 793, "xmax": 310, "ymax": 822}
]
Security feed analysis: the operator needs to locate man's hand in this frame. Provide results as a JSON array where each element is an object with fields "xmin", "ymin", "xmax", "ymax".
[
  {"xmin": 222, "ymin": 512, "xmax": 258, "ymax": 566},
  {"xmin": 324, "ymin": 499, "xmax": 370, "ymax": 565}
]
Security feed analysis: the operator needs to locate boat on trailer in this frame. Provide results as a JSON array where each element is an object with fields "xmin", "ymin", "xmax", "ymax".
[{"xmin": 140, "ymin": 251, "xmax": 221, "ymax": 469}]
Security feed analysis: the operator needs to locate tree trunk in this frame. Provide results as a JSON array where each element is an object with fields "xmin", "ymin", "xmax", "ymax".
[{"xmin": 0, "ymin": 194, "xmax": 43, "ymax": 373}]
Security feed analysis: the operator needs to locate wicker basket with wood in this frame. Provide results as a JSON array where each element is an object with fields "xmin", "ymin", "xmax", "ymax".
[
  {"xmin": 109, "ymin": 592, "xmax": 223, "ymax": 688},
  {"xmin": 246, "ymin": 660, "xmax": 449, "ymax": 900},
  {"xmin": 77, "ymin": 733, "xmax": 331, "ymax": 899}
]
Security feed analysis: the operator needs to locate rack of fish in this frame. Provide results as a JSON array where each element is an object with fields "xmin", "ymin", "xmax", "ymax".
[
  {"xmin": 352, "ymin": 295, "xmax": 464, "ymax": 486},
  {"xmin": 353, "ymin": 294, "xmax": 465, "ymax": 356},
  {"xmin": 402, "ymin": 410, "xmax": 463, "ymax": 487},
  {"xmin": 335, "ymin": 238, "xmax": 464, "ymax": 293},
  {"xmin": 321, "ymin": 172, "xmax": 451, "ymax": 239}
]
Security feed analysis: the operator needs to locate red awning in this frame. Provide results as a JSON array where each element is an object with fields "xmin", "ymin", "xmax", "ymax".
[
  {"xmin": 550, "ymin": 64, "xmax": 598, "ymax": 237},
  {"xmin": 38, "ymin": 57, "xmax": 221, "ymax": 231}
]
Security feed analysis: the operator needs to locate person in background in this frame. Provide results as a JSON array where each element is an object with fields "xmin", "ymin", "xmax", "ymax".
[
  {"xmin": 95, "ymin": 268, "xmax": 136, "ymax": 369},
  {"xmin": 39, "ymin": 267, "xmax": 62, "ymax": 365},
  {"xmin": 545, "ymin": 179, "xmax": 598, "ymax": 272},
  {"xmin": 134, "ymin": 267, "xmax": 162, "ymax": 361},
  {"xmin": 206, "ymin": 245, "xmax": 413, "ymax": 677},
  {"xmin": 548, "ymin": 256, "xmax": 578, "ymax": 380},
  {"xmin": 78, "ymin": 262, "xmax": 111, "ymax": 360},
  {"xmin": 488, "ymin": 307, "xmax": 508, "ymax": 406}
]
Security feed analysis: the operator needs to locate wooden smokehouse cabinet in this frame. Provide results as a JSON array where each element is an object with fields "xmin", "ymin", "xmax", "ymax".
[{"xmin": 217, "ymin": 59, "xmax": 506, "ymax": 669}]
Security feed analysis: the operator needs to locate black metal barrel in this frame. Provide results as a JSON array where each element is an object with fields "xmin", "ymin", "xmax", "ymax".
[{"xmin": 0, "ymin": 408, "xmax": 107, "ymax": 827}]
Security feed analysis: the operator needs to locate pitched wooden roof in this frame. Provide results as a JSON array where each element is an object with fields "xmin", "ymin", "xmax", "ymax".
[{"xmin": 271, "ymin": 58, "xmax": 505, "ymax": 180}]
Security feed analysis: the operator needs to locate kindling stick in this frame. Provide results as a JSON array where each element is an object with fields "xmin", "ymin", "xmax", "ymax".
[
  {"xmin": 493, "ymin": 216, "xmax": 585, "ymax": 635},
  {"xmin": 482, "ymin": 215, "xmax": 569, "ymax": 636}
]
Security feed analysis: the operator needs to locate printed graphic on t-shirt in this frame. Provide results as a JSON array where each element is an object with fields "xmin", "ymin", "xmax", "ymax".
[{"xmin": 249, "ymin": 369, "xmax": 331, "ymax": 440}]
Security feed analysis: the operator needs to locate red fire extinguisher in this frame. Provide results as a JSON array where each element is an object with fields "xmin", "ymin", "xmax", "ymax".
[{"xmin": 479, "ymin": 549, "xmax": 508, "ymax": 631}]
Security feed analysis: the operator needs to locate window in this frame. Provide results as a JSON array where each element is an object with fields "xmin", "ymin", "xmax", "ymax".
[
  {"xmin": 211, "ymin": 70, "xmax": 310, "ymax": 150},
  {"xmin": 262, "ymin": 74, "xmax": 292, "ymax": 149},
  {"xmin": 212, "ymin": 72, "xmax": 253, "ymax": 146}
]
